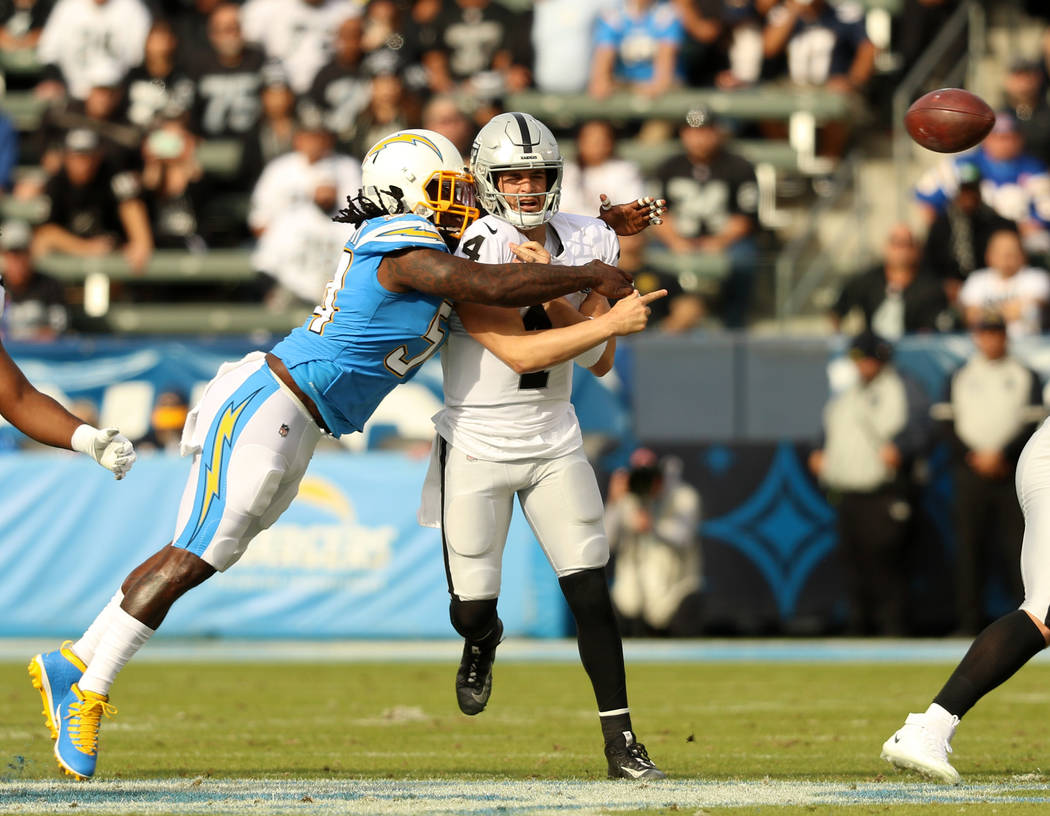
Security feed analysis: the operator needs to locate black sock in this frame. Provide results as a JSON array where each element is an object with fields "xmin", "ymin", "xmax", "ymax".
[
  {"xmin": 600, "ymin": 712, "xmax": 633, "ymax": 747},
  {"xmin": 558, "ymin": 568, "xmax": 629, "ymax": 731},
  {"xmin": 932, "ymin": 610, "xmax": 1047, "ymax": 718}
]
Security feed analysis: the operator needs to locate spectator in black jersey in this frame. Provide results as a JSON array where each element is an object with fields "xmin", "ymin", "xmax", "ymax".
[
  {"xmin": 237, "ymin": 60, "xmax": 298, "ymax": 189},
  {"xmin": 762, "ymin": 0, "xmax": 874, "ymax": 155},
  {"xmin": 34, "ymin": 60, "xmax": 143, "ymax": 186},
  {"xmin": 420, "ymin": 0, "xmax": 532, "ymax": 96},
  {"xmin": 762, "ymin": 0, "xmax": 874, "ymax": 93},
  {"xmin": 832, "ymin": 224, "xmax": 950, "ymax": 338},
  {"xmin": 308, "ymin": 16, "xmax": 372, "ymax": 153},
  {"xmin": 672, "ymin": 0, "xmax": 727, "ymax": 88},
  {"xmin": 920, "ymin": 163, "xmax": 1016, "ymax": 315},
  {"xmin": 31, "ymin": 129, "xmax": 153, "ymax": 273},
  {"xmin": 0, "ymin": 220, "xmax": 69, "ymax": 341},
  {"xmin": 358, "ymin": 1, "xmax": 420, "ymax": 88},
  {"xmin": 122, "ymin": 20, "xmax": 194, "ymax": 132},
  {"xmin": 187, "ymin": 2, "xmax": 264, "ymax": 138},
  {"xmin": 1003, "ymin": 58, "xmax": 1050, "ymax": 168},
  {"xmin": 652, "ymin": 107, "xmax": 759, "ymax": 329},
  {"xmin": 140, "ymin": 113, "xmax": 212, "ymax": 253},
  {"xmin": 172, "ymin": 0, "xmax": 224, "ymax": 64}
]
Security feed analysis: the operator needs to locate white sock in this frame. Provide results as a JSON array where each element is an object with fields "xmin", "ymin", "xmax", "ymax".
[
  {"xmin": 925, "ymin": 703, "xmax": 960, "ymax": 739},
  {"xmin": 79, "ymin": 609, "xmax": 155, "ymax": 697},
  {"xmin": 71, "ymin": 590, "xmax": 124, "ymax": 665}
]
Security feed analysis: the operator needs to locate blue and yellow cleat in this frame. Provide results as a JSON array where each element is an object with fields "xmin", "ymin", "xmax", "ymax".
[
  {"xmin": 54, "ymin": 683, "xmax": 116, "ymax": 780},
  {"xmin": 28, "ymin": 642, "xmax": 86, "ymax": 741}
]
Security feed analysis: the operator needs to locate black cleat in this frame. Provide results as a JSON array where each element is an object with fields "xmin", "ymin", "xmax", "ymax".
[
  {"xmin": 605, "ymin": 731, "xmax": 667, "ymax": 780},
  {"xmin": 455, "ymin": 620, "xmax": 502, "ymax": 715}
]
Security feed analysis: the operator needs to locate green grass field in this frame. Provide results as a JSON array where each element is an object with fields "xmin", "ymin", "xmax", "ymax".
[{"xmin": 3, "ymin": 658, "xmax": 1050, "ymax": 814}]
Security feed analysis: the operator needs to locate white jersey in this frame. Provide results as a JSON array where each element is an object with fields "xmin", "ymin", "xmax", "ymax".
[
  {"xmin": 434, "ymin": 211, "xmax": 619, "ymax": 462},
  {"xmin": 251, "ymin": 202, "xmax": 351, "ymax": 302},
  {"xmin": 241, "ymin": 0, "xmax": 360, "ymax": 93},
  {"xmin": 37, "ymin": 0, "xmax": 151, "ymax": 100},
  {"xmin": 248, "ymin": 151, "xmax": 361, "ymax": 233}
]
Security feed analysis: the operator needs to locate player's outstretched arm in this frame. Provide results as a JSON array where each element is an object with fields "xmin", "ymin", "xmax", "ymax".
[
  {"xmin": 0, "ymin": 342, "xmax": 136, "ymax": 479},
  {"xmin": 378, "ymin": 247, "xmax": 634, "ymax": 305},
  {"xmin": 458, "ymin": 290, "xmax": 667, "ymax": 374}
]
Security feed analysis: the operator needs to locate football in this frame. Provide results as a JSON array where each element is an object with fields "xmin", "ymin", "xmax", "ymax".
[{"xmin": 904, "ymin": 88, "xmax": 995, "ymax": 153}]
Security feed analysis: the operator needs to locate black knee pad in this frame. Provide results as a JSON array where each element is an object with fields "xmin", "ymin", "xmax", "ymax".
[
  {"xmin": 449, "ymin": 596, "xmax": 499, "ymax": 641},
  {"xmin": 559, "ymin": 567, "xmax": 615, "ymax": 622}
]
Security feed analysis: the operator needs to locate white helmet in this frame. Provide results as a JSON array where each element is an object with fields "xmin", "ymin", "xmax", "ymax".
[
  {"xmin": 471, "ymin": 112, "xmax": 562, "ymax": 228},
  {"xmin": 360, "ymin": 129, "xmax": 479, "ymax": 238}
]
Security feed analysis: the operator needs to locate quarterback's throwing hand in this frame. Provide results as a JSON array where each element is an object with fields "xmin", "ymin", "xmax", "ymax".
[
  {"xmin": 606, "ymin": 289, "xmax": 668, "ymax": 335},
  {"xmin": 71, "ymin": 425, "xmax": 137, "ymax": 480}
]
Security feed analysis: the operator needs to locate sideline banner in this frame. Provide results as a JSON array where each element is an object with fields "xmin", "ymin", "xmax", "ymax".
[{"xmin": 0, "ymin": 452, "xmax": 565, "ymax": 638}]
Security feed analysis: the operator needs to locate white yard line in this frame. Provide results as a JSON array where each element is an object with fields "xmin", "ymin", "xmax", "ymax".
[{"xmin": 2, "ymin": 778, "xmax": 1050, "ymax": 814}]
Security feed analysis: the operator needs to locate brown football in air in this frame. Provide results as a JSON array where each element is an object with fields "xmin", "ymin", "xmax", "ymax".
[{"xmin": 905, "ymin": 88, "xmax": 995, "ymax": 153}]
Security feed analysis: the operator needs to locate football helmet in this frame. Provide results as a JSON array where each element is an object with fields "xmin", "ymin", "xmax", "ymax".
[
  {"xmin": 471, "ymin": 113, "xmax": 562, "ymax": 228},
  {"xmin": 360, "ymin": 129, "xmax": 479, "ymax": 238}
]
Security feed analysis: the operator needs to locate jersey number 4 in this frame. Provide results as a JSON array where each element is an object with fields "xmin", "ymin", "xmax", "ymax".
[{"xmin": 519, "ymin": 305, "xmax": 551, "ymax": 389}]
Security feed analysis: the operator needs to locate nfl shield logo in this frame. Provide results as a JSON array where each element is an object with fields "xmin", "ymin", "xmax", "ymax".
[{"xmin": 278, "ymin": 424, "xmax": 289, "ymax": 438}]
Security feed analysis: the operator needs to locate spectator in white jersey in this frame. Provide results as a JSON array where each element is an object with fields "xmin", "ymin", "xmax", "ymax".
[
  {"xmin": 959, "ymin": 229, "xmax": 1050, "ymax": 338},
  {"xmin": 240, "ymin": 0, "xmax": 360, "ymax": 94},
  {"xmin": 251, "ymin": 175, "xmax": 349, "ymax": 309},
  {"xmin": 531, "ymin": 0, "xmax": 617, "ymax": 94},
  {"xmin": 936, "ymin": 311, "xmax": 1043, "ymax": 635},
  {"xmin": 35, "ymin": 0, "xmax": 151, "ymax": 101},
  {"xmin": 560, "ymin": 120, "xmax": 645, "ymax": 219},
  {"xmin": 247, "ymin": 101, "xmax": 361, "ymax": 237},
  {"xmin": 809, "ymin": 331, "xmax": 932, "ymax": 636},
  {"xmin": 418, "ymin": 111, "xmax": 669, "ymax": 782}
]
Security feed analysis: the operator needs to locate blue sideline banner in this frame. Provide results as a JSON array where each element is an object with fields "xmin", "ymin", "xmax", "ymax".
[
  {"xmin": 2, "ymin": 339, "xmax": 630, "ymax": 455},
  {"xmin": 0, "ymin": 452, "xmax": 566, "ymax": 638}
]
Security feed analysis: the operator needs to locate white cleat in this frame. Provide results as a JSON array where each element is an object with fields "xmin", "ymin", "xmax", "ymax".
[{"xmin": 881, "ymin": 712, "xmax": 961, "ymax": 784}]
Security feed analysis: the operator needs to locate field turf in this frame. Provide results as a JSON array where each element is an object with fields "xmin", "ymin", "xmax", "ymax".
[{"xmin": 3, "ymin": 656, "xmax": 1050, "ymax": 814}]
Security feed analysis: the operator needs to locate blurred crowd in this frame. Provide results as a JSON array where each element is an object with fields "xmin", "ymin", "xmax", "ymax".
[
  {"xmin": 0, "ymin": 0, "xmax": 947, "ymax": 337},
  {"xmin": 4, "ymin": 0, "xmax": 1050, "ymax": 339}
]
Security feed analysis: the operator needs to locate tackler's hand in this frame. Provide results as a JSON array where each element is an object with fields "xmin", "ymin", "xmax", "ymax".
[
  {"xmin": 598, "ymin": 194, "xmax": 667, "ymax": 236},
  {"xmin": 584, "ymin": 260, "xmax": 635, "ymax": 300}
]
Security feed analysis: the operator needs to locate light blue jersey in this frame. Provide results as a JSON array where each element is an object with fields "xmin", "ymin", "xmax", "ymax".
[{"xmin": 270, "ymin": 213, "xmax": 452, "ymax": 436}]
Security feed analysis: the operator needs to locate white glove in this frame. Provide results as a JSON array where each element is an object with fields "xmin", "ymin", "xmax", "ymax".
[{"xmin": 71, "ymin": 424, "xmax": 137, "ymax": 480}]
